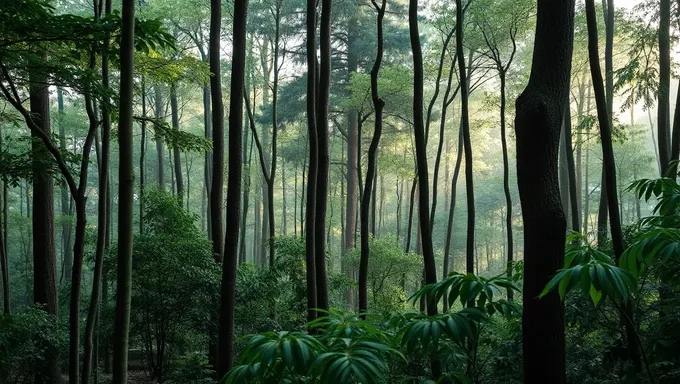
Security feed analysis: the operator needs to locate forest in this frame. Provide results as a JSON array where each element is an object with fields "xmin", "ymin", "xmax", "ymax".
[{"xmin": 1, "ymin": 0, "xmax": 680, "ymax": 383}]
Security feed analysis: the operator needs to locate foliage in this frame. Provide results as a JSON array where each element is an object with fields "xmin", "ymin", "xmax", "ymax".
[{"xmin": 0, "ymin": 307, "xmax": 67, "ymax": 384}]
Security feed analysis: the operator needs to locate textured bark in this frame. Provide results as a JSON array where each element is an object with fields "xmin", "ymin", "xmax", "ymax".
[
  {"xmin": 345, "ymin": 11, "xmax": 359, "ymax": 254},
  {"xmin": 112, "ymin": 1, "xmax": 136, "ymax": 382},
  {"xmin": 359, "ymin": 0, "xmax": 386, "ymax": 315},
  {"xmin": 29, "ymin": 63, "xmax": 60, "ymax": 384},
  {"xmin": 57, "ymin": 88, "xmax": 73, "ymax": 283},
  {"xmin": 515, "ymin": 1, "xmax": 573, "ymax": 382},
  {"xmin": 456, "ymin": 0, "xmax": 475, "ymax": 276},
  {"xmin": 217, "ymin": 0, "xmax": 247, "ymax": 376}
]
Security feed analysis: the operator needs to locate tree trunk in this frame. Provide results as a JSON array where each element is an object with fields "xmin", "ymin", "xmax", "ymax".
[
  {"xmin": 456, "ymin": 0, "xmax": 475, "ymax": 277},
  {"xmin": 560, "ymin": 120, "xmax": 571, "ymax": 226},
  {"xmin": 154, "ymin": 85, "xmax": 165, "ymax": 190},
  {"xmin": 58, "ymin": 88, "xmax": 73, "ymax": 283},
  {"xmin": 515, "ymin": 1, "xmax": 574, "ymax": 382},
  {"xmin": 203, "ymin": 85, "xmax": 213, "ymax": 239},
  {"xmin": 443, "ymin": 124, "xmax": 464, "ymax": 310},
  {"xmin": 170, "ymin": 86, "xmax": 184, "ymax": 206},
  {"xmin": 359, "ymin": 0, "xmax": 385, "ymax": 315},
  {"xmin": 30, "ymin": 62, "xmax": 60, "ymax": 384},
  {"xmin": 112, "ymin": 1, "xmax": 136, "ymax": 381},
  {"xmin": 499, "ymin": 72, "xmax": 515, "ymax": 298},
  {"xmin": 658, "ymin": 0, "xmax": 671, "ymax": 175},
  {"xmin": 304, "ymin": 0, "xmax": 319, "ymax": 323},
  {"xmin": 345, "ymin": 12, "xmax": 359, "ymax": 255},
  {"xmin": 585, "ymin": 0, "xmax": 641, "ymax": 370},
  {"xmin": 0, "ymin": 129, "xmax": 7, "ymax": 314},
  {"xmin": 139, "ymin": 78, "xmax": 147, "ymax": 234},
  {"xmin": 217, "ymin": 0, "xmax": 247, "ymax": 376},
  {"xmin": 564, "ymin": 102, "xmax": 580, "ymax": 232},
  {"xmin": 315, "ymin": 0, "xmax": 332, "ymax": 313}
]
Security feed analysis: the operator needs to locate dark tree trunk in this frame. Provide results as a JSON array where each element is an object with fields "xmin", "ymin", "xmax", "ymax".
[
  {"xmin": 585, "ymin": 0, "xmax": 642, "ymax": 370},
  {"xmin": 404, "ymin": 177, "xmax": 417, "ymax": 253},
  {"xmin": 57, "ymin": 88, "xmax": 73, "ymax": 283},
  {"xmin": 515, "ymin": 1, "xmax": 574, "ymax": 382},
  {"xmin": 499, "ymin": 72, "xmax": 515, "ymax": 298},
  {"xmin": 139, "ymin": 78, "xmax": 147, "ymax": 234},
  {"xmin": 30, "ymin": 63, "xmax": 60, "ymax": 384},
  {"xmin": 658, "ymin": 0, "xmax": 671, "ymax": 174},
  {"xmin": 456, "ymin": 0, "xmax": 475, "ymax": 276},
  {"xmin": 443, "ymin": 124, "xmax": 464, "ymax": 310},
  {"xmin": 314, "ymin": 0, "xmax": 332, "ymax": 312},
  {"xmin": 217, "ymin": 0, "xmax": 247, "ymax": 376},
  {"xmin": 560, "ymin": 122, "xmax": 570, "ymax": 225},
  {"xmin": 112, "ymin": 1, "xmax": 136, "ymax": 382},
  {"xmin": 154, "ymin": 85, "xmax": 165, "ymax": 190},
  {"xmin": 203, "ymin": 85, "xmax": 213, "ymax": 239},
  {"xmin": 210, "ymin": 0, "xmax": 224, "ymax": 262},
  {"xmin": 170, "ymin": 86, "xmax": 184, "ymax": 206},
  {"xmin": 359, "ymin": 0, "xmax": 386, "ymax": 315},
  {"xmin": 304, "ymin": 0, "xmax": 319, "ymax": 323},
  {"xmin": 0, "ymin": 130, "xmax": 7, "ymax": 314},
  {"xmin": 411, "ymin": 9, "xmax": 439, "ymax": 381},
  {"xmin": 345, "ymin": 13, "xmax": 359, "ymax": 255},
  {"xmin": 564, "ymin": 103, "xmax": 580, "ymax": 232},
  {"xmin": 82, "ymin": 3, "xmax": 112, "ymax": 379}
]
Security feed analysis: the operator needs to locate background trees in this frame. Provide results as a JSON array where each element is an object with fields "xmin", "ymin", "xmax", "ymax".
[{"xmin": 1, "ymin": 0, "xmax": 680, "ymax": 383}]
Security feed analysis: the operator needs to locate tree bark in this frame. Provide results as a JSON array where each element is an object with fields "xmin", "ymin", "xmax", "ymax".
[
  {"xmin": 443, "ymin": 124, "xmax": 464, "ymax": 310},
  {"xmin": 170, "ymin": 86, "xmax": 184, "ymax": 206},
  {"xmin": 217, "ymin": 0, "xmax": 247, "ymax": 376},
  {"xmin": 112, "ymin": 1, "xmax": 136, "ymax": 382},
  {"xmin": 359, "ymin": 0, "xmax": 386, "ymax": 315},
  {"xmin": 210, "ymin": 0, "xmax": 224, "ymax": 262},
  {"xmin": 57, "ymin": 88, "xmax": 73, "ymax": 283},
  {"xmin": 154, "ymin": 85, "xmax": 165, "ymax": 190},
  {"xmin": 658, "ymin": 0, "xmax": 671, "ymax": 175},
  {"xmin": 515, "ymin": 1, "xmax": 574, "ymax": 382},
  {"xmin": 345, "ymin": 12, "xmax": 359, "ymax": 255}
]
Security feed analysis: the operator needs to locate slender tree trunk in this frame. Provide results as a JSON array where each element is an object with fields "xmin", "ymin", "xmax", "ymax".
[
  {"xmin": 560, "ymin": 121, "xmax": 571, "ymax": 225},
  {"xmin": 139, "ymin": 78, "xmax": 147, "ymax": 234},
  {"xmin": 658, "ymin": 0, "xmax": 671, "ymax": 174},
  {"xmin": 282, "ymin": 164, "xmax": 287, "ymax": 235},
  {"xmin": 57, "ymin": 88, "xmax": 73, "ymax": 283},
  {"xmin": 314, "ymin": 0, "xmax": 332, "ymax": 313},
  {"xmin": 217, "ymin": 0, "xmax": 247, "ymax": 376},
  {"xmin": 499, "ymin": 71, "xmax": 515, "ymax": 298},
  {"xmin": 305, "ymin": 0, "xmax": 319, "ymax": 323},
  {"xmin": 170, "ymin": 86, "xmax": 184, "ymax": 206},
  {"xmin": 154, "ymin": 86, "xmax": 165, "ymax": 190},
  {"xmin": 515, "ymin": 1, "xmax": 574, "ymax": 382},
  {"xmin": 456, "ymin": 0, "xmax": 475, "ymax": 276},
  {"xmin": 112, "ymin": 1, "xmax": 136, "ymax": 381},
  {"xmin": 83, "ymin": 4, "xmax": 112, "ymax": 380},
  {"xmin": 359, "ymin": 0, "xmax": 385, "ymax": 315},
  {"xmin": 443, "ymin": 124, "xmax": 464, "ymax": 309},
  {"xmin": 203, "ymin": 85, "xmax": 213, "ymax": 239},
  {"xmin": 564, "ymin": 101, "xmax": 580, "ymax": 232},
  {"xmin": 345, "ymin": 12, "xmax": 359, "ymax": 255},
  {"xmin": 0, "ymin": 130, "xmax": 7, "ymax": 314},
  {"xmin": 585, "ymin": 0, "xmax": 642, "ymax": 370},
  {"xmin": 404, "ymin": 177, "xmax": 417, "ymax": 252}
]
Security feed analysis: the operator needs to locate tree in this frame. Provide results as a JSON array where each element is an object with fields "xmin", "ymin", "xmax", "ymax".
[
  {"xmin": 217, "ymin": 0, "xmax": 248, "ymax": 377},
  {"xmin": 658, "ymin": 0, "xmax": 671, "ymax": 175},
  {"xmin": 210, "ymin": 0, "xmax": 224, "ymax": 262},
  {"xmin": 358, "ymin": 0, "xmax": 386, "ymax": 315},
  {"xmin": 304, "ymin": 0, "xmax": 319, "ymax": 323},
  {"xmin": 515, "ymin": 0, "xmax": 574, "ymax": 382},
  {"xmin": 112, "ymin": 0, "xmax": 136, "ymax": 382}
]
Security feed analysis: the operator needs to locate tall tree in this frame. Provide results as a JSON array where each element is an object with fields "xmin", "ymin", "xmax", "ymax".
[
  {"xmin": 112, "ymin": 0, "xmax": 136, "ymax": 382},
  {"xmin": 456, "ymin": 0, "xmax": 475, "ymax": 276},
  {"xmin": 515, "ymin": 0, "xmax": 574, "ymax": 382},
  {"xmin": 584, "ymin": 0, "xmax": 641, "ymax": 369},
  {"xmin": 359, "ymin": 0, "xmax": 386, "ymax": 315},
  {"xmin": 658, "ymin": 0, "xmax": 671, "ymax": 175},
  {"xmin": 315, "ymin": 0, "xmax": 332, "ymax": 313},
  {"xmin": 304, "ymin": 0, "xmax": 318, "ymax": 323},
  {"xmin": 210, "ymin": 0, "xmax": 224, "ymax": 262},
  {"xmin": 217, "ymin": 0, "xmax": 247, "ymax": 376},
  {"xmin": 170, "ymin": 85, "xmax": 184, "ymax": 205},
  {"xmin": 154, "ymin": 85, "xmax": 165, "ymax": 189}
]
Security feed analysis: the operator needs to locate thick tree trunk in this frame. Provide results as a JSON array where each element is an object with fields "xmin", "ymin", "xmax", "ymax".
[
  {"xmin": 112, "ymin": 1, "xmax": 136, "ymax": 382},
  {"xmin": 30, "ymin": 64, "xmax": 60, "ymax": 384},
  {"xmin": 359, "ymin": 0, "xmax": 385, "ymax": 315},
  {"xmin": 209, "ymin": 0, "xmax": 224, "ymax": 261},
  {"xmin": 515, "ymin": 1, "xmax": 574, "ymax": 382},
  {"xmin": 217, "ymin": 0, "xmax": 247, "ymax": 376}
]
